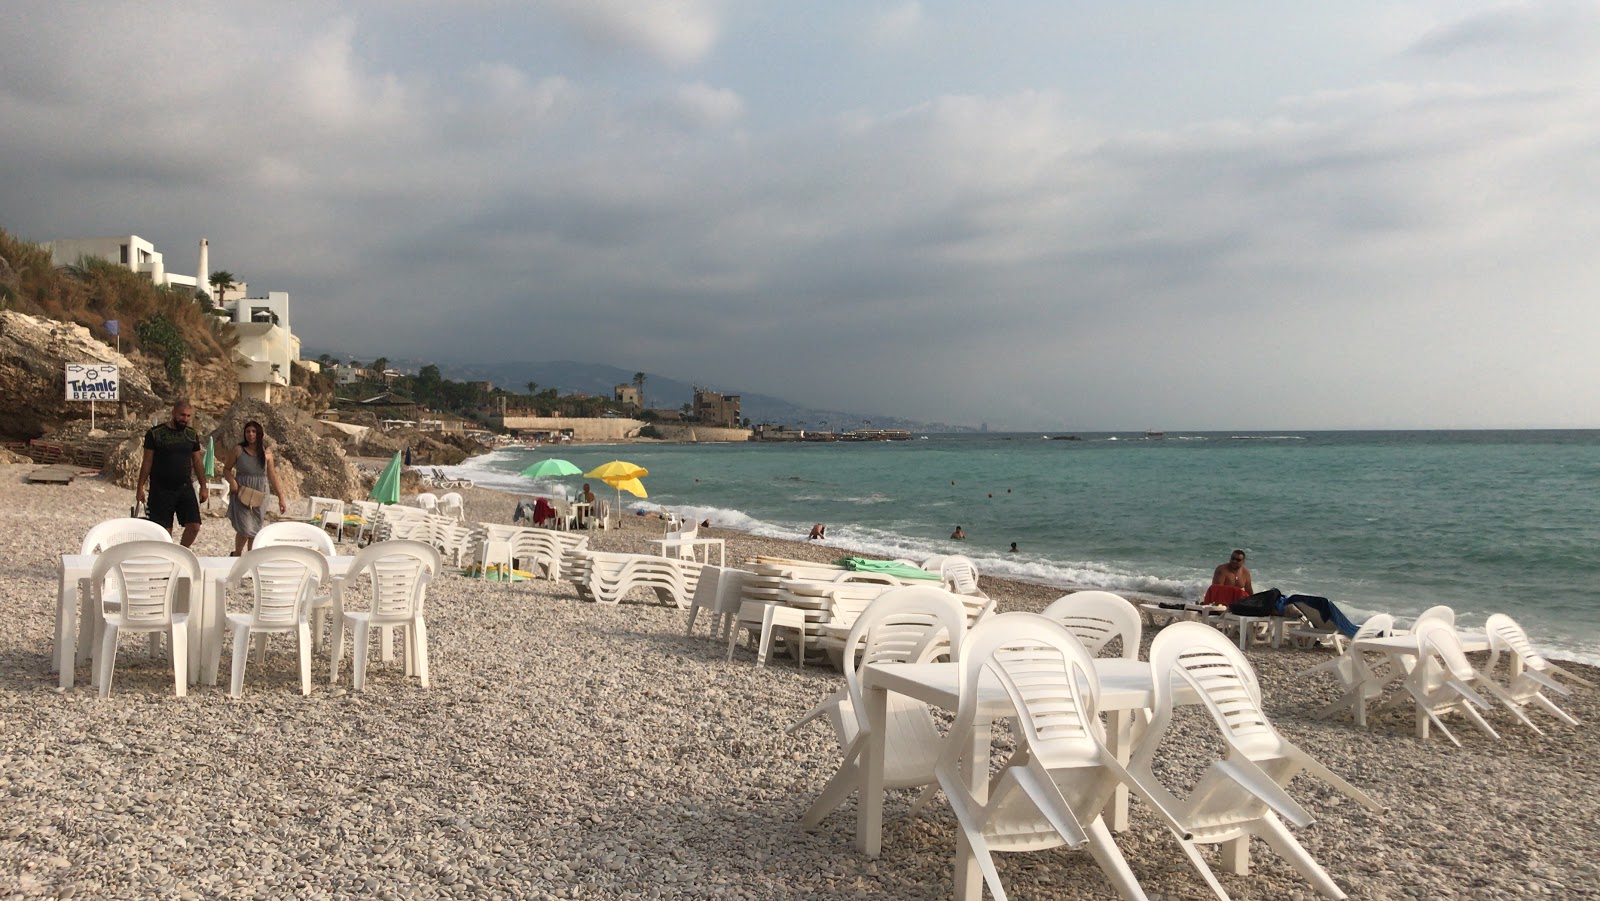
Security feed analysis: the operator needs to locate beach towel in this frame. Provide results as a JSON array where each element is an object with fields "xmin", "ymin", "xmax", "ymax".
[
  {"xmin": 834, "ymin": 558, "xmax": 944, "ymax": 581},
  {"xmin": 1203, "ymin": 584, "xmax": 1249, "ymax": 607}
]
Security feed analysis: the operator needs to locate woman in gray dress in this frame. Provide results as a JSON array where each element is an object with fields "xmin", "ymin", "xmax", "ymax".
[{"xmin": 221, "ymin": 420, "xmax": 288, "ymax": 555}]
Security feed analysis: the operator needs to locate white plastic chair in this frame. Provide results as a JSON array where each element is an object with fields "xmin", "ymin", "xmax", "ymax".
[
  {"xmin": 1400, "ymin": 621, "xmax": 1539, "ymax": 744},
  {"xmin": 935, "ymin": 612, "xmax": 1156, "ymax": 901},
  {"xmin": 686, "ymin": 565, "xmax": 749, "ymax": 641},
  {"xmin": 1302, "ymin": 613, "xmax": 1396, "ymax": 724},
  {"xmin": 413, "ymin": 492, "xmax": 438, "ymax": 513},
  {"xmin": 328, "ymin": 540, "xmax": 439, "ymax": 690},
  {"xmin": 1129, "ymin": 622, "xmax": 1381, "ymax": 901},
  {"xmin": 1407, "ymin": 605, "xmax": 1455, "ymax": 633},
  {"xmin": 1485, "ymin": 613, "xmax": 1592, "ymax": 726},
  {"xmin": 76, "ymin": 518, "xmax": 174, "ymax": 664},
  {"xmin": 791, "ymin": 586, "xmax": 970, "ymax": 829},
  {"xmin": 437, "ymin": 491, "xmax": 466, "ymax": 522},
  {"xmin": 939, "ymin": 555, "xmax": 988, "ymax": 599},
  {"xmin": 221, "ymin": 546, "xmax": 329, "ymax": 697},
  {"xmin": 254, "ymin": 522, "xmax": 338, "ymax": 650},
  {"xmin": 348, "ymin": 500, "xmax": 381, "ymax": 544},
  {"xmin": 1040, "ymin": 591, "xmax": 1143, "ymax": 659},
  {"xmin": 727, "ymin": 601, "xmax": 808, "ymax": 667},
  {"xmin": 90, "ymin": 541, "xmax": 201, "ymax": 699}
]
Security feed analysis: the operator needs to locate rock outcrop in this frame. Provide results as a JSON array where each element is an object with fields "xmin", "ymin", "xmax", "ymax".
[
  {"xmin": 0, "ymin": 311, "xmax": 163, "ymax": 438},
  {"xmin": 101, "ymin": 397, "xmax": 365, "ymax": 502}
]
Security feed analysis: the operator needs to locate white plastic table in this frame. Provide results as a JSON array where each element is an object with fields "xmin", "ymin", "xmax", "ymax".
[
  {"xmin": 857, "ymin": 659, "xmax": 1201, "ymax": 900},
  {"xmin": 1346, "ymin": 631, "xmax": 1492, "ymax": 726},
  {"xmin": 55, "ymin": 553, "xmax": 352, "ymax": 689}
]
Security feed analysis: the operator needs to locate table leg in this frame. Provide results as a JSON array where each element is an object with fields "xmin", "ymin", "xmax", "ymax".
[
  {"xmin": 857, "ymin": 684, "xmax": 888, "ymax": 856},
  {"xmin": 56, "ymin": 572, "xmax": 77, "ymax": 688},
  {"xmin": 954, "ymin": 716, "xmax": 991, "ymax": 901},
  {"xmin": 1106, "ymin": 709, "xmax": 1134, "ymax": 831}
]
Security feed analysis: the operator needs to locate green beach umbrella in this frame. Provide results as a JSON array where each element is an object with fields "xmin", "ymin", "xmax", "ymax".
[
  {"xmin": 370, "ymin": 451, "xmax": 403, "ymax": 504},
  {"xmin": 519, "ymin": 458, "xmax": 583, "ymax": 480},
  {"xmin": 203, "ymin": 437, "xmax": 216, "ymax": 479}
]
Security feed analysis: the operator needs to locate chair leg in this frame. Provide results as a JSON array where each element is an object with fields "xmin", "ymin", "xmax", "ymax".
[
  {"xmin": 685, "ymin": 606, "xmax": 700, "ymax": 636},
  {"xmin": 1252, "ymin": 815, "xmax": 1347, "ymax": 900},
  {"xmin": 799, "ymin": 755, "xmax": 863, "ymax": 828},
  {"xmin": 380, "ymin": 626, "xmax": 395, "ymax": 663},
  {"xmin": 230, "ymin": 625, "xmax": 251, "ymax": 698},
  {"xmin": 328, "ymin": 618, "xmax": 346, "ymax": 685},
  {"xmin": 254, "ymin": 632, "xmax": 269, "ymax": 665},
  {"xmin": 413, "ymin": 617, "xmax": 430, "ymax": 688},
  {"xmin": 352, "ymin": 621, "xmax": 372, "ymax": 691},
  {"xmin": 297, "ymin": 623, "xmax": 313, "ymax": 696},
  {"xmin": 97, "ymin": 624, "xmax": 119, "ymax": 699},
  {"xmin": 757, "ymin": 607, "xmax": 777, "ymax": 667},
  {"xmin": 1081, "ymin": 818, "xmax": 1151, "ymax": 901}
]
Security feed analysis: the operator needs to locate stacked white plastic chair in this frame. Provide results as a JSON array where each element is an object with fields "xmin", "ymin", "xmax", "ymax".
[
  {"xmin": 792, "ymin": 586, "xmax": 970, "ymax": 829},
  {"xmin": 685, "ymin": 564, "xmax": 751, "ymax": 641},
  {"xmin": 413, "ymin": 492, "xmax": 438, "ymax": 513},
  {"xmin": 1040, "ymin": 591, "xmax": 1142, "ymax": 660},
  {"xmin": 937, "ymin": 555, "xmax": 989, "ymax": 600},
  {"xmin": 221, "ymin": 546, "xmax": 329, "ymax": 697},
  {"xmin": 254, "ymin": 522, "xmax": 338, "ymax": 651},
  {"xmin": 329, "ymin": 540, "xmax": 439, "ymax": 690},
  {"xmin": 934, "ymin": 612, "xmax": 1156, "ymax": 901},
  {"xmin": 1128, "ymin": 622, "xmax": 1382, "ymax": 900},
  {"xmin": 1485, "ymin": 613, "xmax": 1590, "ymax": 727},
  {"xmin": 90, "ymin": 541, "xmax": 201, "ymax": 699}
]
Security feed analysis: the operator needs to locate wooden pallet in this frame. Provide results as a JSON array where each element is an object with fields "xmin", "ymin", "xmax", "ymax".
[{"xmin": 27, "ymin": 463, "xmax": 79, "ymax": 484}]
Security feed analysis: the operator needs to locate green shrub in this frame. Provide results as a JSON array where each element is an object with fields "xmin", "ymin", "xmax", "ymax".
[{"xmin": 136, "ymin": 313, "xmax": 189, "ymax": 384}]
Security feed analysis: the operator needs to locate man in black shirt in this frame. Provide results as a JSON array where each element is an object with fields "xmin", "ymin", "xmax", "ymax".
[{"xmin": 136, "ymin": 400, "xmax": 207, "ymax": 547}]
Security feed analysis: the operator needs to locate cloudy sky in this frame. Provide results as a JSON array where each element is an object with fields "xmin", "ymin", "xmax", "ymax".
[{"xmin": 3, "ymin": 1, "xmax": 1598, "ymax": 430}]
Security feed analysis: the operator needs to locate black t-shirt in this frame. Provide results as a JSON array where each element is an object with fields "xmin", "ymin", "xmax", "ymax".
[{"xmin": 143, "ymin": 423, "xmax": 200, "ymax": 489}]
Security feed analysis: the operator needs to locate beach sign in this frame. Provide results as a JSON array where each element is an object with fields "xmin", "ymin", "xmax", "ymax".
[
  {"xmin": 65, "ymin": 363, "xmax": 119, "ymax": 431},
  {"xmin": 65, "ymin": 364, "xmax": 119, "ymax": 401}
]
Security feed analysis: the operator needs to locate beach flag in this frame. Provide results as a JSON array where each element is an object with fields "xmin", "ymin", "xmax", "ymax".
[{"xmin": 104, "ymin": 320, "xmax": 119, "ymax": 336}]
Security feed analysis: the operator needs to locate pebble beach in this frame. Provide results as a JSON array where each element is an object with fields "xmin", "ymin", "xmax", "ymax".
[{"xmin": 3, "ymin": 468, "xmax": 1598, "ymax": 900}]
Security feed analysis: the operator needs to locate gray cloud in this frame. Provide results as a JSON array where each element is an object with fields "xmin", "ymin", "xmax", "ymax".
[{"xmin": 2, "ymin": 3, "xmax": 1598, "ymax": 429}]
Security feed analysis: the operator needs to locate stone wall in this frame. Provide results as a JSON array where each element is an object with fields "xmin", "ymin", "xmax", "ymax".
[{"xmin": 494, "ymin": 416, "xmax": 750, "ymax": 443}]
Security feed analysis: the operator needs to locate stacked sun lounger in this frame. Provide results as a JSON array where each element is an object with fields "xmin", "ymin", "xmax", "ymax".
[{"xmin": 563, "ymin": 550, "xmax": 701, "ymax": 607}]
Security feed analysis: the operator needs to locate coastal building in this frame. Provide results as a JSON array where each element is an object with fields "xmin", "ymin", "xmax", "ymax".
[
  {"xmin": 693, "ymin": 387, "xmax": 742, "ymax": 428},
  {"xmin": 214, "ymin": 291, "xmax": 304, "ymax": 402},
  {"xmin": 613, "ymin": 384, "xmax": 641, "ymax": 410},
  {"xmin": 43, "ymin": 234, "xmax": 231, "ymax": 297}
]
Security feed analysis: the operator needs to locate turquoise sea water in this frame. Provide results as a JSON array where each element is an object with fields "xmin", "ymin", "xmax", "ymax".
[{"xmin": 449, "ymin": 431, "xmax": 1600, "ymax": 665}]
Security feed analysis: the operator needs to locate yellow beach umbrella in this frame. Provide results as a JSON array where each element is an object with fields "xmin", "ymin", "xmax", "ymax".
[{"xmin": 585, "ymin": 461, "xmax": 649, "ymax": 527}]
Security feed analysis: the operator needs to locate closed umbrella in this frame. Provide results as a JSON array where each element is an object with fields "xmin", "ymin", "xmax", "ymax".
[
  {"xmin": 203, "ymin": 437, "xmax": 216, "ymax": 479},
  {"xmin": 370, "ymin": 451, "xmax": 403, "ymax": 504}
]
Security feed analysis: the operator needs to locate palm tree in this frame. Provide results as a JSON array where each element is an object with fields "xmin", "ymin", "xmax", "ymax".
[
  {"xmin": 209, "ymin": 270, "xmax": 237, "ymax": 305},
  {"xmin": 632, "ymin": 372, "xmax": 646, "ymax": 411},
  {"xmin": 526, "ymin": 381, "xmax": 538, "ymax": 398}
]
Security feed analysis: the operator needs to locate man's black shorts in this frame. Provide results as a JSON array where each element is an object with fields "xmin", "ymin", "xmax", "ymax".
[{"xmin": 145, "ymin": 483, "xmax": 201, "ymax": 530}]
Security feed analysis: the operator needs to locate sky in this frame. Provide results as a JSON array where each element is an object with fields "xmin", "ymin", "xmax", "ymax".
[{"xmin": 2, "ymin": 1, "xmax": 1598, "ymax": 431}]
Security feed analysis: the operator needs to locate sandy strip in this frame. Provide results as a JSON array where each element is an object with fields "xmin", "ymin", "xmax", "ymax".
[{"xmin": 1, "ymin": 466, "xmax": 1597, "ymax": 899}]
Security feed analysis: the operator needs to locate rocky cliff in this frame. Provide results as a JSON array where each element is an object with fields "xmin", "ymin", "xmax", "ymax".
[{"xmin": 0, "ymin": 311, "xmax": 163, "ymax": 438}]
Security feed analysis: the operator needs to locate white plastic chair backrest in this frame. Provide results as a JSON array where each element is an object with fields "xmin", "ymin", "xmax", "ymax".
[
  {"xmin": 226, "ymin": 546, "xmax": 329, "ymax": 628},
  {"xmin": 1148, "ymin": 622, "xmax": 1274, "ymax": 754},
  {"xmin": 90, "ymin": 541, "xmax": 201, "ymax": 626},
  {"xmin": 1484, "ymin": 613, "xmax": 1548, "ymax": 670},
  {"xmin": 414, "ymin": 492, "xmax": 438, "ymax": 512},
  {"xmin": 834, "ymin": 571, "xmax": 901, "ymax": 586},
  {"xmin": 254, "ymin": 521, "xmax": 337, "ymax": 556},
  {"xmin": 80, "ymin": 518, "xmax": 173, "ymax": 554},
  {"xmin": 1410, "ymin": 606, "xmax": 1455, "ymax": 632},
  {"xmin": 920, "ymin": 554, "xmax": 948, "ymax": 573},
  {"xmin": 940, "ymin": 555, "xmax": 981, "ymax": 594},
  {"xmin": 841, "ymin": 586, "xmax": 970, "ymax": 726},
  {"xmin": 1415, "ymin": 621, "xmax": 1478, "ymax": 683},
  {"xmin": 343, "ymin": 540, "xmax": 440, "ymax": 619},
  {"xmin": 438, "ymin": 492, "xmax": 465, "ymax": 519},
  {"xmin": 1040, "ymin": 591, "xmax": 1142, "ymax": 660},
  {"xmin": 308, "ymin": 496, "xmax": 343, "ymax": 519},
  {"xmin": 1353, "ymin": 613, "xmax": 1396, "ymax": 641},
  {"xmin": 953, "ymin": 612, "xmax": 1106, "ymax": 769}
]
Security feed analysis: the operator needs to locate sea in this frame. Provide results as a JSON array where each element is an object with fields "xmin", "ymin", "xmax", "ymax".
[{"xmin": 443, "ymin": 431, "xmax": 1600, "ymax": 666}]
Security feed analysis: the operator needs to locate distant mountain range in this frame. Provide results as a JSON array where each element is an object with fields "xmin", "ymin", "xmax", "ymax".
[{"xmin": 302, "ymin": 349, "xmax": 971, "ymax": 433}]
